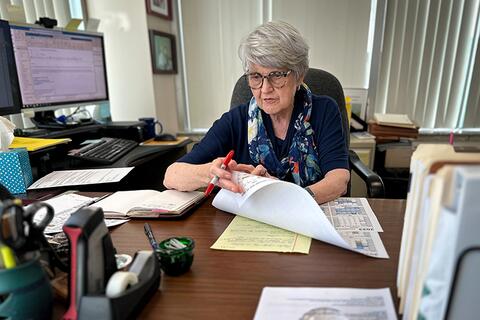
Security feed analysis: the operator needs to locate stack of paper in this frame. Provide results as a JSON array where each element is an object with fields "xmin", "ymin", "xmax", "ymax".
[
  {"xmin": 212, "ymin": 172, "xmax": 388, "ymax": 259},
  {"xmin": 10, "ymin": 136, "xmax": 71, "ymax": 151},
  {"xmin": 32, "ymin": 192, "xmax": 128, "ymax": 234},
  {"xmin": 397, "ymin": 144, "xmax": 480, "ymax": 319},
  {"xmin": 373, "ymin": 113, "xmax": 416, "ymax": 129},
  {"xmin": 369, "ymin": 113, "xmax": 418, "ymax": 142}
]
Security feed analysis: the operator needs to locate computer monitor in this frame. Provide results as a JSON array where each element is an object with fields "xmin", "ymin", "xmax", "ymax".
[
  {"xmin": 9, "ymin": 22, "xmax": 109, "ymax": 128},
  {"xmin": 0, "ymin": 20, "xmax": 21, "ymax": 117}
]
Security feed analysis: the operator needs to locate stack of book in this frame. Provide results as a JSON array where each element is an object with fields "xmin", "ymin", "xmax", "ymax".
[
  {"xmin": 397, "ymin": 144, "xmax": 480, "ymax": 319},
  {"xmin": 368, "ymin": 113, "xmax": 418, "ymax": 142}
]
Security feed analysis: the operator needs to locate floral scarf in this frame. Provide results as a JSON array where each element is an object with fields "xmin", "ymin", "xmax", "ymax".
[{"xmin": 247, "ymin": 84, "xmax": 322, "ymax": 187}]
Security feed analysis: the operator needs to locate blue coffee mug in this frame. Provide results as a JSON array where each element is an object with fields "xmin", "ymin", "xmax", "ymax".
[{"xmin": 139, "ymin": 117, "xmax": 163, "ymax": 139}]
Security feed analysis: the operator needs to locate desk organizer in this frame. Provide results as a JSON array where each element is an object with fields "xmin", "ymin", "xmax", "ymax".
[{"xmin": 0, "ymin": 254, "xmax": 53, "ymax": 319}]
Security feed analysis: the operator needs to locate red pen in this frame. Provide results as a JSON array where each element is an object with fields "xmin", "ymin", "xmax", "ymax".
[{"xmin": 204, "ymin": 150, "xmax": 235, "ymax": 197}]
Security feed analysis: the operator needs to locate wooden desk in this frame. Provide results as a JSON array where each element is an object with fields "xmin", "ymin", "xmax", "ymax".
[{"xmin": 108, "ymin": 198, "xmax": 405, "ymax": 319}]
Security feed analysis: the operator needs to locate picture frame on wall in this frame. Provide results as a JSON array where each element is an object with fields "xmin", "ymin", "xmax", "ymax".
[
  {"xmin": 146, "ymin": 0, "xmax": 172, "ymax": 20},
  {"xmin": 149, "ymin": 30, "xmax": 177, "ymax": 74}
]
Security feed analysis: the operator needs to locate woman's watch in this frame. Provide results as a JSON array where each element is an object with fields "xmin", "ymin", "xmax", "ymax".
[{"xmin": 304, "ymin": 186, "xmax": 315, "ymax": 198}]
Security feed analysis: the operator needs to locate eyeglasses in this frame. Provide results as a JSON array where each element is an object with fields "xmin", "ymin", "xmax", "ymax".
[{"xmin": 245, "ymin": 70, "xmax": 292, "ymax": 89}]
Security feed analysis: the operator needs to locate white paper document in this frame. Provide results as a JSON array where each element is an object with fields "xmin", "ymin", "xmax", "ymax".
[
  {"xmin": 320, "ymin": 198, "xmax": 383, "ymax": 232},
  {"xmin": 254, "ymin": 287, "xmax": 397, "ymax": 320},
  {"xmin": 32, "ymin": 192, "xmax": 128, "ymax": 234},
  {"xmin": 212, "ymin": 172, "xmax": 388, "ymax": 258},
  {"xmin": 28, "ymin": 167, "xmax": 134, "ymax": 189}
]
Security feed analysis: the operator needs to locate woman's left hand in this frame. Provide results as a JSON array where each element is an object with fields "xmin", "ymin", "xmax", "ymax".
[
  {"xmin": 230, "ymin": 163, "xmax": 255, "ymax": 174},
  {"xmin": 229, "ymin": 163, "xmax": 276, "ymax": 179},
  {"xmin": 250, "ymin": 164, "xmax": 276, "ymax": 179}
]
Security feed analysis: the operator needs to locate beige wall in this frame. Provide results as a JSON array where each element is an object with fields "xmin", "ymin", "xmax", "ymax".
[
  {"xmin": 87, "ymin": 0, "xmax": 179, "ymax": 134},
  {"xmin": 180, "ymin": 0, "xmax": 261, "ymax": 130},
  {"xmin": 179, "ymin": 0, "xmax": 372, "ymax": 131},
  {"xmin": 146, "ymin": 15, "xmax": 179, "ymax": 134}
]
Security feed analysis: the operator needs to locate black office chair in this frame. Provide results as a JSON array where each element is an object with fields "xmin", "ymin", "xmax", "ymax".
[{"xmin": 230, "ymin": 67, "xmax": 385, "ymax": 198}]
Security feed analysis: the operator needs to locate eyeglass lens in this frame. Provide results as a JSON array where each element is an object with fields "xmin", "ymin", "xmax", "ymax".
[{"xmin": 246, "ymin": 71, "xmax": 290, "ymax": 89}]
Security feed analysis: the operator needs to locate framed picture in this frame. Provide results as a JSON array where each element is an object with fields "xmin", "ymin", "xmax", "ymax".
[
  {"xmin": 146, "ymin": 0, "xmax": 172, "ymax": 20},
  {"xmin": 149, "ymin": 30, "xmax": 177, "ymax": 74}
]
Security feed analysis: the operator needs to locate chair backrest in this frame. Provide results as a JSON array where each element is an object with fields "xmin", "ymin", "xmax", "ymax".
[{"xmin": 230, "ymin": 67, "xmax": 350, "ymax": 146}]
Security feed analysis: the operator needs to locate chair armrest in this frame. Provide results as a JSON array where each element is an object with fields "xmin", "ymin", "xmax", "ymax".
[{"xmin": 348, "ymin": 150, "xmax": 385, "ymax": 198}]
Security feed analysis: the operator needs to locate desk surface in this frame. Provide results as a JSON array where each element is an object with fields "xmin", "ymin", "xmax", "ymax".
[{"xmin": 108, "ymin": 198, "xmax": 405, "ymax": 320}]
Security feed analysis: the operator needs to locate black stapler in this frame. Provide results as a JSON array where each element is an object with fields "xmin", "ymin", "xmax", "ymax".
[{"xmin": 63, "ymin": 207, "xmax": 161, "ymax": 320}]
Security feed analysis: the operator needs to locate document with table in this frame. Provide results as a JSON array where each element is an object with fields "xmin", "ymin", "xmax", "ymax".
[
  {"xmin": 254, "ymin": 287, "xmax": 397, "ymax": 320},
  {"xmin": 31, "ymin": 192, "xmax": 128, "ymax": 234},
  {"xmin": 28, "ymin": 167, "xmax": 134, "ymax": 189},
  {"xmin": 212, "ymin": 172, "xmax": 388, "ymax": 258}
]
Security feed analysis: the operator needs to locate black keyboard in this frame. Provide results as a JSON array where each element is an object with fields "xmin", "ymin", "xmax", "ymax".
[{"xmin": 69, "ymin": 137, "xmax": 138, "ymax": 164}]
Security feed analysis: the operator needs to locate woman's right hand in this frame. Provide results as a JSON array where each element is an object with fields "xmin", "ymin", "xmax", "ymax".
[{"xmin": 209, "ymin": 158, "xmax": 243, "ymax": 193}]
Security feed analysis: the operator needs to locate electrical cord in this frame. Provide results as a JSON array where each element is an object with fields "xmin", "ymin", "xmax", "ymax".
[{"xmin": 57, "ymin": 106, "xmax": 96, "ymax": 125}]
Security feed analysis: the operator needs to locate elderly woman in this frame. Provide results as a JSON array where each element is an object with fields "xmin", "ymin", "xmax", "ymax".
[{"xmin": 164, "ymin": 21, "xmax": 349, "ymax": 204}]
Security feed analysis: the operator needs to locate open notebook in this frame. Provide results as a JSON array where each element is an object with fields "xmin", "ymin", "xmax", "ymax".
[{"xmin": 91, "ymin": 189, "xmax": 204, "ymax": 219}]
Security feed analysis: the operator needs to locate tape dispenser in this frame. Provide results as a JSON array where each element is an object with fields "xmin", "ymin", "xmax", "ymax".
[{"xmin": 62, "ymin": 207, "xmax": 160, "ymax": 320}]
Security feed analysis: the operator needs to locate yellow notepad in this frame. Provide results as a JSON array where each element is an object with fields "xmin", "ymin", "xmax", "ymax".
[
  {"xmin": 211, "ymin": 215, "xmax": 311, "ymax": 254},
  {"xmin": 9, "ymin": 137, "xmax": 72, "ymax": 152}
]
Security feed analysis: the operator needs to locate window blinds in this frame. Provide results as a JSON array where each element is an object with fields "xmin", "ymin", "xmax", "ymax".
[{"xmin": 370, "ymin": 0, "xmax": 480, "ymax": 130}]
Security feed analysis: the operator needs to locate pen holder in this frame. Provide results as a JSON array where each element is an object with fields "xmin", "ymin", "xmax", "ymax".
[
  {"xmin": 0, "ymin": 255, "xmax": 53, "ymax": 320},
  {"xmin": 155, "ymin": 237, "xmax": 195, "ymax": 276}
]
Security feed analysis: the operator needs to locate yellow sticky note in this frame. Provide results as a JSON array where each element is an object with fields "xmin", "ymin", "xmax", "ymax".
[
  {"xmin": 65, "ymin": 19, "xmax": 82, "ymax": 31},
  {"xmin": 211, "ymin": 215, "xmax": 311, "ymax": 254}
]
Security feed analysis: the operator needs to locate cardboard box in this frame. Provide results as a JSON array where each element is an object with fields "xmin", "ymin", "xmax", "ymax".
[
  {"xmin": 0, "ymin": 148, "xmax": 33, "ymax": 194},
  {"xmin": 385, "ymin": 146, "xmax": 413, "ymax": 168}
]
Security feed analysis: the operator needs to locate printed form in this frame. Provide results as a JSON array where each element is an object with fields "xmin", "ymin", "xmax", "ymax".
[
  {"xmin": 28, "ymin": 168, "xmax": 134, "ymax": 189},
  {"xmin": 213, "ymin": 172, "xmax": 388, "ymax": 258},
  {"xmin": 254, "ymin": 287, "xmax": 397, "ymax": 320},
  {"xmin": 211, "ymin": 215, "xmax": 311, "ymax": 254},
  {"xmin": 32, "ymin": 192, "xmax": 128, "ymax": 234}
]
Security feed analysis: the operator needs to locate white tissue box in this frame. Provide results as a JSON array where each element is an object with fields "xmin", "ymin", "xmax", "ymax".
[{"xmin": 0, "ymin": 148, "xmax": 33, "ymax": 194}]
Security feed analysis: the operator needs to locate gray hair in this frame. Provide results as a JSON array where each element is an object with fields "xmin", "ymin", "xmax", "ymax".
[{"xmin": 238, "ymin": 21, "xmax": 309, "ymax": 81}]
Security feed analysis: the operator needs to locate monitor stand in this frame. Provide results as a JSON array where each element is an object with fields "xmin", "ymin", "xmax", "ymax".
[
  {"xmin": 30, "ymin": 111, "xmax": 96, "ymax": 130},
  {"xmin": 31, "ymin": 111, "xmax": 67, "ymax": 130}
]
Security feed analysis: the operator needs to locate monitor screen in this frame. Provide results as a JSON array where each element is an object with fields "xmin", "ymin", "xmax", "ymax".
[
  {"xmin": 0, "ymin": 20, "xmax": 21, "ymax": 116},
  {"xmin": 9, "ymin": 23, "xmax": 108, "ymax": 110}
]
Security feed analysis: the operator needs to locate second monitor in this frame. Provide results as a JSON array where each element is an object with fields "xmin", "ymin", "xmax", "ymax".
[
  {"xmin": 0, "ymin": 20, "xmax": 21, "ymax": 117},
  {"xmin": 9, "ymin": 22, "xmax": 109, "ymax": 128}
]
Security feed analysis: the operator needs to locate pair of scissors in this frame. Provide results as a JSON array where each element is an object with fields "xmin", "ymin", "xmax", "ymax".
[
  {"xmin": 0, "ymin": 200, "xmax": 54, "ymax": 253},
  {"xmin": 1, "ymin": 199, "xmax": 70, "ymax": 272}
]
